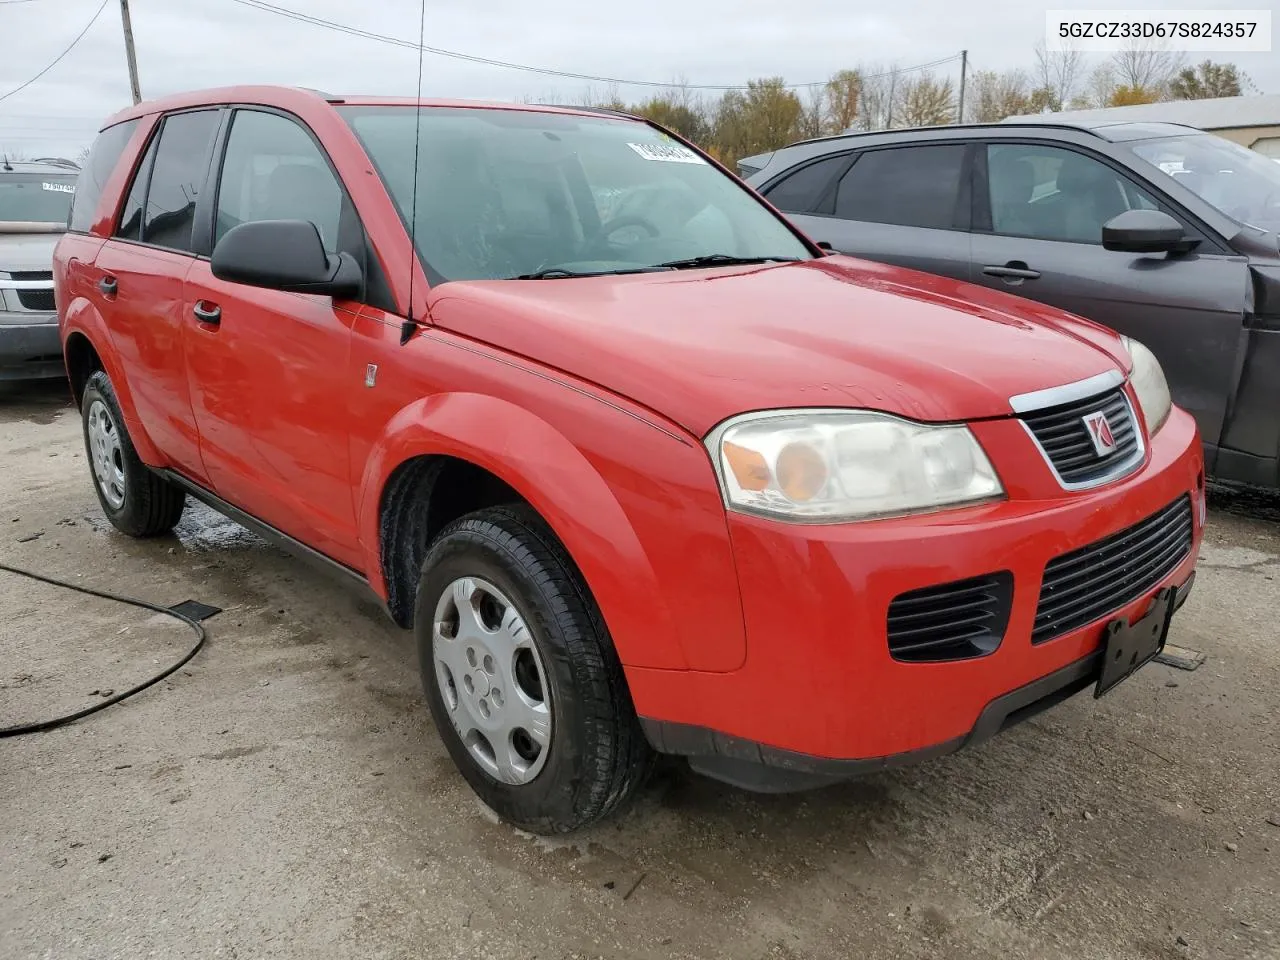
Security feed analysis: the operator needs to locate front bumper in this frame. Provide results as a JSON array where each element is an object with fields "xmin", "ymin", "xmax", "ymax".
[
  {"xmin": 628, "ymin": 403, "xmax": 1205, "ymax": 782},
  {"xmin": 0, "ymin": 317, "xmax": 63, "ymax": 380}
]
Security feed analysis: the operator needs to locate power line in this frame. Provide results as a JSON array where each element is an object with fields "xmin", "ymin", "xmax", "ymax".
[
  {"xmin": 0, "ymin": 0, "xmax": 110, "ymax": 105},
  {"xmin": 222, "ymin": 0, "xmax": 961, "ymax": 92}
]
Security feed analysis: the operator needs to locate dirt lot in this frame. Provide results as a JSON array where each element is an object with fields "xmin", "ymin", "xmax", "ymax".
[{"xmin": 1, "ymin": 382, "xmax": 1278, "ymax": 960}]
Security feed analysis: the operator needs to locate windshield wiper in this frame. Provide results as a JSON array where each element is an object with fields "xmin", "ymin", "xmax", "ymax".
[
  {"xmin": 514, "ymin": 266, "xmax": 671, "ymax": 280},
  {"xmin": 650, "ymin": 254, "xmax": 804, "ymax": 270}
]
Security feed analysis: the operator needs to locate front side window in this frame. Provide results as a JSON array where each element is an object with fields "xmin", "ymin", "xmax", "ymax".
[
  {"xmin": 1130, "ymin": 133, "xmax": 1280, "ymax": 234},
  {"xmin": 834, "ymin": 144, "xmax": 966, "ymax": 229},
  {"xmin": 0, "ymin": 173, "xmax": 78, "ymax": 224},
  {"xmin": 68, "ymin": 119, "xmax": 138, "ymax": 232},
  {"xmin": 764, "ymin": 154, "xmax": 848, "ymax": 214},
  {"xmin": 986, "ymin": 143, "xmax": 1159, "ymax": 244},
  {"xmin": 340, "ymin": 106, "xmax": 812, "ymax": 283},
  {"xmin": 142, "ymin": 110, "xmax": 221, "ymax": 253},
  {"xmin": 215, "ymin": 110, "xmax": 344, "ymax": 251}
]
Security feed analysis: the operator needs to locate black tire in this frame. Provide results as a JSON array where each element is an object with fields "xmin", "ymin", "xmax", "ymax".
[
  {"xmin": 415, "ymin": 504, "xmax": 652, "ymax": 833},
  {"xmin": 80, "ymin": 370, "xmax": 185, "ymax": 537}
]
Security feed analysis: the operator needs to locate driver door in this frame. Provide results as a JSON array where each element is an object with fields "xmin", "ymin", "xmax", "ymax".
[
  {"xmin": 182, "ymin": 108, "xmax": 364, "ymax": 565},
  {"xmin": 968, "ymin": 140, "xmax": 1251, "ymax": 456}
]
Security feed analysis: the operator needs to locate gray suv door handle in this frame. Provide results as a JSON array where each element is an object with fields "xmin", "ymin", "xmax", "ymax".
[{"xmin": 983, "ymin": 262, "xmax": 1041, "ymax": 281}]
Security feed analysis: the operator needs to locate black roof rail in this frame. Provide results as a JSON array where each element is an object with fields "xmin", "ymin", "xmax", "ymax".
[
  {"xmin": 782, "ymin": 120, "xmax": 1107, "ymax": 151},
  {"xmin": 530, "ymin": 103, "xmax": 637, "ymax": 119},
  {"xmin": 295, "ymin": 86, "xmax": 344, "ymax": 104}
]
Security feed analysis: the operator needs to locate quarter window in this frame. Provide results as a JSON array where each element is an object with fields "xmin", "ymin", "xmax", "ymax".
[
  {"xmin": 142, "ymin": 110, "xmax": 221, "ymax": 253},
  {"xmin": 115, "ymin": 133, "xmax": 158, "ymax": 241},
  {"xmin": 68, "ymin": 119, "xmax": 138, "ymax": 232},
  {"xmin": 834, "ymin": 144, "xmax": 966, "ymax": 229},
  {"xmin": 214, "ymin": 110, "xmax": 344, "ymax": 252},
  {"xmin": 985, "ymin": 143, "xmax": 1160, "ymax": 244},
  {"xmin": 764, "ymin": 154, "xmax": 848, "ymax": 214}
]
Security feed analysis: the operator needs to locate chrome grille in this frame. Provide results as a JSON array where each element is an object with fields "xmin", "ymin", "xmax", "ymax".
[{"xmin": 1019, "ymin": 388, "xmax": 1141, "ymax": 487}]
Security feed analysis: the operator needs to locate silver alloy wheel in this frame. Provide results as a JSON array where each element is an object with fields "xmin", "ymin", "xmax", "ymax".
[
  {"xmin": 433, "ymin": 576, "xmax": 553, "ymax": 785},
  {"xmin": 86, "ymin": 398, "xmax": 126, "ymax": 510}
]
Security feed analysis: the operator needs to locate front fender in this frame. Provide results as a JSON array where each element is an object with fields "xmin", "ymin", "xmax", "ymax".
[
  {"xmin": 61, "ymin": 294, "xmax": 164, "ymax": 465},
  {"xmin": 356, "ymin": 393, "xmax": 693, "ymax": 670}
]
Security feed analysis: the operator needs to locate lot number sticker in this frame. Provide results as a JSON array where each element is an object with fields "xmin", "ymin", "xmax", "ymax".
[
  {"xmin": 627, "ymin": 142, "xmax": 705, "ymax": 164},
  {"xmin": 42, "ymin": 182, "xmax": 76, "ymax": 193}
]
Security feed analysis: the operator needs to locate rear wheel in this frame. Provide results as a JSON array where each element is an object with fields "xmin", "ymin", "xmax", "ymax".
[
  {"xmin": 81, "ymin": 370, "xmax": 185, "ymax": 537},
  {"xmin": 415, "ymin": 505, "xmax": 651, "ymax": 833}
]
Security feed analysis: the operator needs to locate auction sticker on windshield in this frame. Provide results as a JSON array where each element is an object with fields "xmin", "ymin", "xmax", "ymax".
[
  {"xmin": 628, "ymin": 142, "xmax": 705, "ymax": 164},
  {"xmin": 42, "ymin": 182, "xmax": 76, "ymax": 193}
]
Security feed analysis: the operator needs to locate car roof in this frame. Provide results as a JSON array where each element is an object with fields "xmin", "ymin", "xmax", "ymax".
[
  {"xmin": 100, "ymin": 85, "xmax": 640, "ymax": 130},
  {"xmin": 0, "ymin": 158, "xmax": 80, "ymax": 174}
]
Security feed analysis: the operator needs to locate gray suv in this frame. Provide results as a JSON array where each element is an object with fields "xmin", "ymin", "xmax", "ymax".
[
  {"xmin": 742, "ymin": 121, "xmax": 1280, "ymax": 490},
  {"xmin": 0, "ymin": 157, "xmax": 79, "ymax": 381}
]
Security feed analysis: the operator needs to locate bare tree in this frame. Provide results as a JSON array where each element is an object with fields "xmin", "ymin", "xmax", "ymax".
[
  {"xmin": 795, "ymin": 84, "xmax": 828, "ymax": 140},
  {"xmin": 1074, "ymin": 63, "xmax": 1119, "ymax": 109},
  {"xmin": 825, "ymin": 69, "xmax": 862, "ymax": 132},
  {"xmin": 1033, "ymin": 41, "xmax": 1083, "ymax": 110},
  {"xmin": 896, "ymin": 72, "xmax": 955, "ymax": 127},
  {"xmin": 856, "ymin": 66, "xmax": 895, "ymax": 131},
  {"xmin": 1111, "ymin": 43, "xmax": 1184, "ymax": 96},
  {"xmin": 967, "ymin": 69, "xmax": 1032, "ymax": 122}
]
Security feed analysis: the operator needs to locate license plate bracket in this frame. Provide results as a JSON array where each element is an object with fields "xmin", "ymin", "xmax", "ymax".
[{"xmin": 1094, "ymin": 587, "xmax": 1176, "ymax": 698}]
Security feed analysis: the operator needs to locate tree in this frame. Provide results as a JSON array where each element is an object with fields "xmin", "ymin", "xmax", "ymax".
[
  {"xmin": 1169, "ymin": 61, "xmax": 1245, "ymax": 100},
  {"xmin": 712, "ymin": 78, "xmax": 804, "ymax": 166},
  {"xmin": 855, "ymin": 67, "xmax": 895, "ymax": 131},
  {"xmin": 825, "ymin": 69, "xmax": 862, "ymax": 132},
  {"xmin": 967, "ymin": 69, "xmax": 1032, "ymax": 122},
  {"xmin": 1109, "ymin": 84, "xmax": 1162, "ymax": 106},
  {"xmin": 1033, "ymin": 41, "xmax": 1083, "ymax": 111},
  {"xmin": 1110, "ymin": 43, "xmax": 1183, "ymax": 96},
  {"xmin": 896, "ymin": 72, "xmax": 954, "ymax": 127},
  {"xmin": 795, "ymin": 85, "xmax": 828, "ymax": 140},
  {"xmin": 1074, "ymin": 64, "xmax": 1119, "ymax": 109},
  {"xmin": 631, "ymin": 95, "xmax": 711, "ymax": 145}
]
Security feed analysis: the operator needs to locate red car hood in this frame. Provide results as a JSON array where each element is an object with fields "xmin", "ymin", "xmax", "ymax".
[{"xmin": 428, "ymin": 256, "xmax": 1130, "ymax": 437}]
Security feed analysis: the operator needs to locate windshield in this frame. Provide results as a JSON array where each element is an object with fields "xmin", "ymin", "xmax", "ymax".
[
  {"xmin": 340, "ymin": 106, "xmax": 813, "ymax": 282},
  {"xmin": 0, "ymin": 173, "xmax": 77, "ymax": 224},
  {"xmin": 1130, "ymin": 134, "xmax": 1280, "ymax": 233}
]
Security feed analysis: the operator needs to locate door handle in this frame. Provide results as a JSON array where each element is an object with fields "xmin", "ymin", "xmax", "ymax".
[
  {"xmin": 982, "ymin": 262, "xmax": 1041, "ymax": 282},
  {"xmin": 192, "ymin": 301, "xmax": 221, "ymax": 326},
  {"xmin": 97, "ymin": 276, "xmax": 118, "ymax": 297}
]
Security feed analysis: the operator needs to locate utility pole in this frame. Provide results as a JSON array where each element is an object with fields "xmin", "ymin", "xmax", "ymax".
[
  {"xmin": 119, "ymin": 0, "xmax": 141, "ymax": 105},
  {"xmin": 956, "ymin": 49, "xmax": 968, "ymax": 124}
]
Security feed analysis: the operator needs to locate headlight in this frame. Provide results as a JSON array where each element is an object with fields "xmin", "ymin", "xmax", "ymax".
[
  {"xmin": 1121, "ymin": 336, "xmax": 1171, "ymax": 435},
  {"xmin": 706, "ymin": 410, "xmax": 1004, "ymax": 522}
]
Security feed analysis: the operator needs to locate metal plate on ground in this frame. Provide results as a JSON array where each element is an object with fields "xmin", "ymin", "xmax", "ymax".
[{"xmin": 168, "ymin": 600, "xmax": 222, "ymax": 622}]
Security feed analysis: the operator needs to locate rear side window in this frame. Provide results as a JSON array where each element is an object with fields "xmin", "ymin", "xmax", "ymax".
[
  {"xmin": 116, "ymin": 133, "xmax": 158, "ymax": 241},
  {"xmin": 764, "ymin": 154, "xmax": 848, "ymax": 214},
  {"xmin": 834, "ymin": 144, "xmax": 966, "ymax": 230},
  {"xmin": 214, "ymin": 110, "xmax": 344, "ymax": 252},
  {"xmin": 68, "ymin": 119, "xmax": 139, "ymax": 232},
  {"xmin": 142, "ymin": 110, "xmax": 221, "ymax": 253}
]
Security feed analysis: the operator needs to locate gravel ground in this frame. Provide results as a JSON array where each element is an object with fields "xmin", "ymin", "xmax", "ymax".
[{"xmin": 2, "ymin": 382, "xmax": 1278, "ymax": 960}]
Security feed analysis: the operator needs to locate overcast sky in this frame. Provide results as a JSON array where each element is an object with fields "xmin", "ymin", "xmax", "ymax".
[{"xmin": 1, "ymin": 0, "xmax": 1276, "ymax": 158}]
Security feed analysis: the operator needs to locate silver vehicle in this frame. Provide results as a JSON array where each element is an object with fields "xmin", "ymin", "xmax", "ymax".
[{"xmin": 0, "ymin": 157, "xmax": 79, "ymax": 381}]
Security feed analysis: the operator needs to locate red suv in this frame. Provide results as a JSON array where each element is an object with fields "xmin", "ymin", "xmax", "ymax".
[{"xmin": 55, "ymin": 87, "xmax": 1205, "ymax": 833}]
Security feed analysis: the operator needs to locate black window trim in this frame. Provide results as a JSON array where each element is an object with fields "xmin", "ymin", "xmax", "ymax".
[
  {"xmin": 107, "ymin": 106, "xmax": 228, "ymax": 260},
  {"xmin": 65, "ymin": 117, "xmax": 141, "ymax": 236},
  {"xmin": 971, "ymin": 137, "xmax": 1230, "ymax": 255},
  {"xmin": 786, "ymin": 140, "xmax": 978, "ymax": 233},
  {"xmin": 205, "ymin": 103, "xmax": 394, "ymax": 314}
]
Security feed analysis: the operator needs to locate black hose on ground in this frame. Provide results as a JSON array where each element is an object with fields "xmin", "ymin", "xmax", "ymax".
[{"xmin": 0, "ymin": 561, "xmax": 207, "ymax": 737}]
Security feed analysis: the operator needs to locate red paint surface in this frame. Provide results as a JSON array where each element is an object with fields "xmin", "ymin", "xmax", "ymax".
[{"xmin": 56, "ymin": 86, "xmax": 1204, "ymax": 759}]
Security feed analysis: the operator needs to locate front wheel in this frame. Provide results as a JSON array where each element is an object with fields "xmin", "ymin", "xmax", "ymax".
[
  {"xmin": 81, "ymin": 370, "xmax": 185, "ymax": 537},
  {"xmin": 415, "ymin": 505, "xmax": 652, "ymax": 833}
]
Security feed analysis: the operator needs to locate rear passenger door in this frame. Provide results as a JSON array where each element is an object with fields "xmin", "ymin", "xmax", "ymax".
[
  {"xmin": 92, "ymin": 109, "xmax": 223, "ymax": 483},
  {"xmin": 765, "ymin": 142, "xmax": 973, "ymax": 283},
  {"xmin": 182, "ymin": 108, "xmax": 365, "ymax": 564},
  {"xmin": 967, "ymin": 140, "xmax": 1250, "ymax": 454}
]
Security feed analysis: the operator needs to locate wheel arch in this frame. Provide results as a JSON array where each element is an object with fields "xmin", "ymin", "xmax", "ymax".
[{"xmin": 360, "ymin": 393, "xmax": 689, "ymax": 671}]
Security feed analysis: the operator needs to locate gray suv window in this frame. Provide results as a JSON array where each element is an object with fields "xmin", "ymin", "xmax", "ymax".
[
  {"xmin": 985, "ymin": 143, "xmax": 1158, "ymax": 245},
  {"xmin": 834, "ymin": 144, "xmax": 966, "ymax": 230},
  {"xmin": 764, "ymin": 154, "xmax": 847, "ymax": 215}
]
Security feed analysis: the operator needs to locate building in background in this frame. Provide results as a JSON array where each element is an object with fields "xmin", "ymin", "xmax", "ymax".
[{"xmin": 1005, "ymin": 94, "xmax": 1280, "ymax": 159}]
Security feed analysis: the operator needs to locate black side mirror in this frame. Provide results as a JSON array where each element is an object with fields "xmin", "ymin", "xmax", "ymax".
[
  {"xmin": 211, "ymin": 219, "xmax": 362, "ymax": 298},
  {"xmin": 1102, "ymin": 210, "xmax": 1194, "ymax": 254},
  {"xmin": 816, "ymin": 241, "xmax": 838, "ymax": 256}
]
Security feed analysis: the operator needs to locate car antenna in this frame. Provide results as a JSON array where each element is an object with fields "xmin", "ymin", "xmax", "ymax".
[
  {"xmin": 400, "ymin": 0, "xmax": 428, "ymax": 347},
  {"xmin": 1, "ymin": 154, "xmax": 12, "ymax": 172}
]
